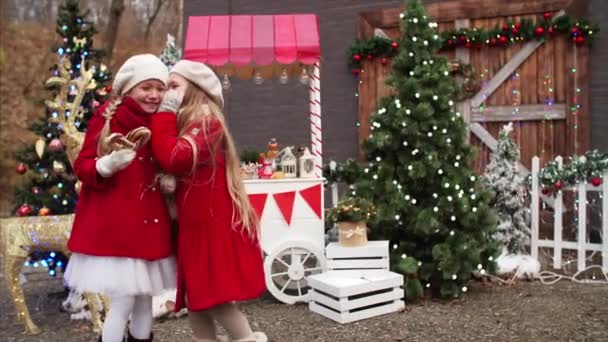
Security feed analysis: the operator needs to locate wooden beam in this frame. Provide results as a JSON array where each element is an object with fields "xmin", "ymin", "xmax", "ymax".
[
  {"xmin": 361, "ymin": 0, "xmax": 573, "ymax": 27},
  {"xmin": 470, "ymin": 40, "xmax": 544, "ymax": 108},
  {"xmin": 471, "ymin": 104, "xmax": 567, "ymax": 122}
]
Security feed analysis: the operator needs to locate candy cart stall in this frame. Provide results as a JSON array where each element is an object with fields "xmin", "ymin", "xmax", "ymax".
[{"xmin": 183, "ymin": 14, "xmax": 326, "ymax": 304}]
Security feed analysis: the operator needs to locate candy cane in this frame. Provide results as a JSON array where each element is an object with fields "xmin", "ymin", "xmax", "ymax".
[{"xmin": 309, "ymin": 62, "xmax": 322, "ymax": 177}]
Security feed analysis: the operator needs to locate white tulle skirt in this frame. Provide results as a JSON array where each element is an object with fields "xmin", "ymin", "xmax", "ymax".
[{"xmin": 64, "ymin": 253, "xmax": 177, "ymax": 296}]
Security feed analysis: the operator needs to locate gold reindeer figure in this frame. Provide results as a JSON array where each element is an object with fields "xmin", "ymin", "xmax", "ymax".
[{"xmin": 0, "ymin": 57, "xmax": 108, "ymax": 335}]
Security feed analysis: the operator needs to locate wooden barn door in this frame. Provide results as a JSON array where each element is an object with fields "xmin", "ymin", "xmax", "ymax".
[{"xmin": 356, "ymin": 0, "xmax": 591, "ymax": 174}]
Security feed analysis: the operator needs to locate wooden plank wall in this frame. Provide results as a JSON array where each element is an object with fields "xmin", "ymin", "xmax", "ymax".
[{"xmin": 357, "ymin": 5, "xmax": 591, "ymax": 173}]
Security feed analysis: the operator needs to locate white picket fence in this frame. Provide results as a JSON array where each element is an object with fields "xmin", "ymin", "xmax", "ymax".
[{"xmin": 530, "ymin": 156, "xmax": 608, "ymax": 272}]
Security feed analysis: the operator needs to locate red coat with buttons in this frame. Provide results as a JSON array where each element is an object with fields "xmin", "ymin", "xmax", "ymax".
[
  {"xmin": 149, "ymin": 112, "xmax": 265, "ymax": 312},
  {"xmin": 68, "ymin": 97, "xmax": 173, "ymax": 260}
]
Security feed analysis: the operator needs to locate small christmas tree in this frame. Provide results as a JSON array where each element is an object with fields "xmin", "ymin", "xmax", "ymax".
[
  {"xmin": 483, "ymin": 123, "xmax": 530, "ymax": 253},
  {"xmin": 12, "ymin": 0, "xmax": 111, "ymax": 276},
  {"xmin": 160, "ymin": 34, "xmax": 182, "ymax": 68},
  {"xmin": 349, "ymin": 0, "xmax": 498, "ymax": 299}
]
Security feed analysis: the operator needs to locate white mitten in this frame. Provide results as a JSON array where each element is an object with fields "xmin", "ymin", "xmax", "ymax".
[
  {"xmin": 159, "ymin": 174, "xmax": 177, "ymax": 194},
  {"xmin": 158, "ymin": 89, "xmax": 184, "ymax": 113},
  {"xmin": 96, "ymin": 149, "xmax": 137, "ymax": 178}
]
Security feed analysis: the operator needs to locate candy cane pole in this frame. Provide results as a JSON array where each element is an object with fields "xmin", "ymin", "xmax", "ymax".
[{"xmin": 309, "ymin": 62, "xmax": 322, "ymax": 177}]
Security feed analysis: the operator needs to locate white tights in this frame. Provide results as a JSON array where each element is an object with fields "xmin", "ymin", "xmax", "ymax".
[
  {"xmin": 189, "ymin": 302, "xmax": 252, "ymax": 340},
  {"xmin": 102, "ymin": 294, "xmax": 153, "ymax": 342}
]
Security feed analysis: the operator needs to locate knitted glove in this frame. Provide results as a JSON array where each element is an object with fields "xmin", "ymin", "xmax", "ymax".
[
  {"xmin": 95, "ymin": 149, "xmax": 136, "ymax": 178},
  {"xmin": 158, "ymin": 89, "xmax": 183, "ymax": 113}
]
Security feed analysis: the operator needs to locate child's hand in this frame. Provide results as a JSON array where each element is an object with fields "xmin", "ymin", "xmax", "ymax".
[
  {"xmin": 158, "ymin": 89, "xmax": 183, "ymax": 113},
  {"xmin": 96, "ymin": 149, "xmax": 137, "ymax": 177},
  {"xmin": 159, "ymin": 174, "xmax": 176, "ymax": 194}
]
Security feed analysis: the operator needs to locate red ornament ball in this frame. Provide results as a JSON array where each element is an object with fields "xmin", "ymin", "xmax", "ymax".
[
  {"xmin": 541, "ymin": 187, "xmax": 551, "ymax": 195},
  {"xmin": 502, "ymin": 23, "xmax": 509, "ymax": 31},
  {"xmin": 591, "ymin": 177, "xmax": 602, "ymax": 187},
  {"xmin": 380, "ymin": 57, "xmax": 389, "ymax": 66},
  {"xmin": 543, "ymin": 12, "xmax": 552, "ymax": 20},
  {"xmin": 514, "ymin": 22, "xmax": 521, "ymax": 30},
  {"xmin": 104, "ymin": 85, "xmax": 112, "ymax": 93},
  {"xmin": 465, "ymin": 42, "xmax": 472, "ymax": 49},
  {"xmin": 475, "ymin": 43, "xmax": 482, "ymax": 49},
  {"xmin": 447, "ymin": 39, "xmax": 454, "ymax": 46},
  {"xmin": 554, "ymin": 180, "xmax": 564, "ymax": 190},
  {"xmin": 391, "ymin": 41, "xmax": 399, "ymax": 49},
  {"xmin": 17, "ymin": 204, "xmax": 32, "ymax": 217},
  {"xmin": 48, "ymin": 138, "xmax": 64, "ymax": 152},
  {"xmin": 16, "ymin": 163, "xmax": 27, "ymax": 174},
  {"xmin": 548, "ymin": 27, "xmax": 555, "ymax": 34},
  {"xmin": 571, "ymin": 27, "xmax": 579, "ymax": 34},
  {"xmin": 511, "ymin": 28, "xmax": 520, "ymax": 35},
  {"xmin": 490, "ymin": 38, "xmax": 497, "ymax": 45},
  {"xmin": 535, "ymin": 27, "xmax": 545, "ymax": 36},
  {"xmin": 366, "ymin": 54, "xmax": 373, "ymax": 61},
  {"xmin": 459, "ymin": 35, "xmax": 467, "ymax": 42},
  {"xmin": 499, "ymin": 35, "xmax": 508, "ymax": 44},
  {"xmin": 353, "ymin": 54, "xmax": 362, "ymax": 62},
  {"xmin": 352, "ymin": 68, "xmax": 361, "ymax": 76},
  {"xmin": 38, "ymin": 207, "xmax": 51, "ymax": 216},
  {"xmin": 575, "ymin": 35, "xmax": 585, "ymax": 45}
]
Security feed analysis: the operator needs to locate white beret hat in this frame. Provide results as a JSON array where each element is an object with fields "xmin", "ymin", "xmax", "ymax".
[
  {"xmin": 170, "ymin": 60, "xmax": 224, "ymax": 108},
  {"xmin": 112, "ymin": 54, "xmax": 169, "ymax": 96}
]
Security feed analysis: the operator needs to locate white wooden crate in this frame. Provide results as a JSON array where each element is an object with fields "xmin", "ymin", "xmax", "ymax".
[
  {"xmin": 325, "ymin": 241, "xmax": 389, "ymax": 271},
  {"xmin": 308, "ymin": 270, "xmax": 404, "ymax": 324}
]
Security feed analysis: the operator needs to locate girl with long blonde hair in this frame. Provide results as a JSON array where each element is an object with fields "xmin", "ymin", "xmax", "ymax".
[{"xmin": 150, "ymin": 60, "xmax": 266, "ymax": 342}]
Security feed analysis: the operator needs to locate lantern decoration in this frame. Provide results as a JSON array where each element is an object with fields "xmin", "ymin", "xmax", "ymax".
[
  {"xmin": 279, "ymin": 147, "xmax": 297, "ymax": 178},
  {"xmin": 299, "ymin": 148, "xmax": 316, "ymax": 178}
]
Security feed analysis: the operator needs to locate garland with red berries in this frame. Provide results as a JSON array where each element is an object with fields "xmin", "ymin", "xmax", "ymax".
[
  {"xmin": 348, "ymin": 12, "xmax": 599, "ymax": 71},
  {"xmin": 534, "ymin": 150, "xmax": 608, "ymax": 196}
]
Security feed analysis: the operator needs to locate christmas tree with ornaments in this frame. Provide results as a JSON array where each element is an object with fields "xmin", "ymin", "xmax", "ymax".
[
  {"xmin": 350, "ymin": 0, "xmax": 498, "ymax": 299},
  {"xmin": 12, "ymin": 0, "xmax": 111, "ymax": 276}
]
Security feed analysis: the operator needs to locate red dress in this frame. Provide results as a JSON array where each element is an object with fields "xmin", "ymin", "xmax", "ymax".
[{"xmin": 149, "ymin": 112, "xmax": 266, "ymax": 312}]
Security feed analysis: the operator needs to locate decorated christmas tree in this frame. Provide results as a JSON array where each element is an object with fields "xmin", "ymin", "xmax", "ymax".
[
  {"xmin": 160, "ymin": 34, "xmax": 182, "ymax": 68},
  {"xmin": 482, "ymin": 123, "xmax": 530, "ymax": 254},
  {"xmin": 12, "ymin": 0, "xmax": 111, "ymax": 276},
  {"xmin": 349, "ymin": 0, "xmax": 498, "ymax": 299}
]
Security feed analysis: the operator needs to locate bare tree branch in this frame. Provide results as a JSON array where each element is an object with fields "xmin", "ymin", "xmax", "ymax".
[
  {"xmin": 104, "ymin": 0, "xmax": 125, "ymax": 63},
  {"xmin": 144, "ymin": 0, "xmax": 165, "ymax": 43}
]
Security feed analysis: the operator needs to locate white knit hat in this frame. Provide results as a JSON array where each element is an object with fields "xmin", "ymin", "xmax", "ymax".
[
  {"xmin": 112, "ymin": 54, "xmax": 169, "ymax": 96},
  {"xmin": 170, "ymin": 60, "xmax": 224, "ymax": 108}
]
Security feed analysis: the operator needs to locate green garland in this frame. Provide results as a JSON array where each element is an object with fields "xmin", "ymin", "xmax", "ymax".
[
  {"xmin": 348, "ymin": 13, "xmax": 599, "ymax": 71},
  {"xmin": 531, "ymin": 150, "xmax": 608, "ymax": 195}
]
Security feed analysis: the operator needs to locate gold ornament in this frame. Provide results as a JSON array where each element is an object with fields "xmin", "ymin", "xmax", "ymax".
[
  {"xmin": 0, "ymin": 215, "xmax": 107, "ymax": 334},
  {"xmin": 74, "ymin": 180, "xmax": 82, "ymax": 194},
  {"xmin": 34, "ymin": 138, "xmax": 46, "ymax": 159},
  {"xmin": 52, "ymin": 160, "xmax": 65, "ymax": 173},
  {"xmin": 38, "ymin": 207, "xmax": 51, "ymax": 216},
  {"xmin": 72, "ymin": 37, "xmax": 87, "ymax": 49}
]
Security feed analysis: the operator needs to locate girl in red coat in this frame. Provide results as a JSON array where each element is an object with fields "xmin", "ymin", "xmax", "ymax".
[
  {"xmin": 64, "ymin": 54, "xmax": 176, "ymax": 342},
  {"xmin": 150, "ymin": 60, "xmax": 266, "ymax": 342}
]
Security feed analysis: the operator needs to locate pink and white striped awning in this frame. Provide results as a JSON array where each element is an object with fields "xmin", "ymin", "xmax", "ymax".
[{"xmin": 184, "ymin": 14, "xmax": 320, "ymax": 67}]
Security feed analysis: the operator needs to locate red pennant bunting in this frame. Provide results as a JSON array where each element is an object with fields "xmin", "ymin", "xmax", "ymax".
[
  {"xmin": 248, "ymin": 193, "xmax": 268, "ymax": 219},
  {"xmin": 298, "ymin": 184, "xmax": 322, "ymax": 219},
  {"xmin": 273, "ymin": 191, "xmax": 296, "ymax": 225}
]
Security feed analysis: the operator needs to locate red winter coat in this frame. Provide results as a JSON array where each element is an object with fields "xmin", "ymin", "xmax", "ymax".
[
  {"xmin": 68, "ymin": 97, "xmax": 173, "ymax": 260},
  {"xmin": 149, "ymin": 112, "xmax": 265, "ymax": 312}
]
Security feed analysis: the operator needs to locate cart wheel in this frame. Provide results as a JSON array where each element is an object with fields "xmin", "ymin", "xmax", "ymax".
[{"xmin": 264, "ymin": 241, "xmax": 326, "ymax": 304}]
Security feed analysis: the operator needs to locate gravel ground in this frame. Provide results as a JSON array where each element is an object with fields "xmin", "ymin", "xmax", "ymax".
[{"xmin": 1, "ymin": 270, "xmax": 607, "ymax": 342}]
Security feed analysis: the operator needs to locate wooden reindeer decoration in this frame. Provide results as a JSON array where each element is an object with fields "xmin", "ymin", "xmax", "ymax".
[{"xmin": 1, "ymin": 57, "xmax": 109, "ymax": 335}]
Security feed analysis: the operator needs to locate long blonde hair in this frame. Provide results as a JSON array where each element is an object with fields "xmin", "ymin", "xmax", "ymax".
[{"xmin": 178, "ymin": 83, "xmax": 259, "ymax": 238}]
